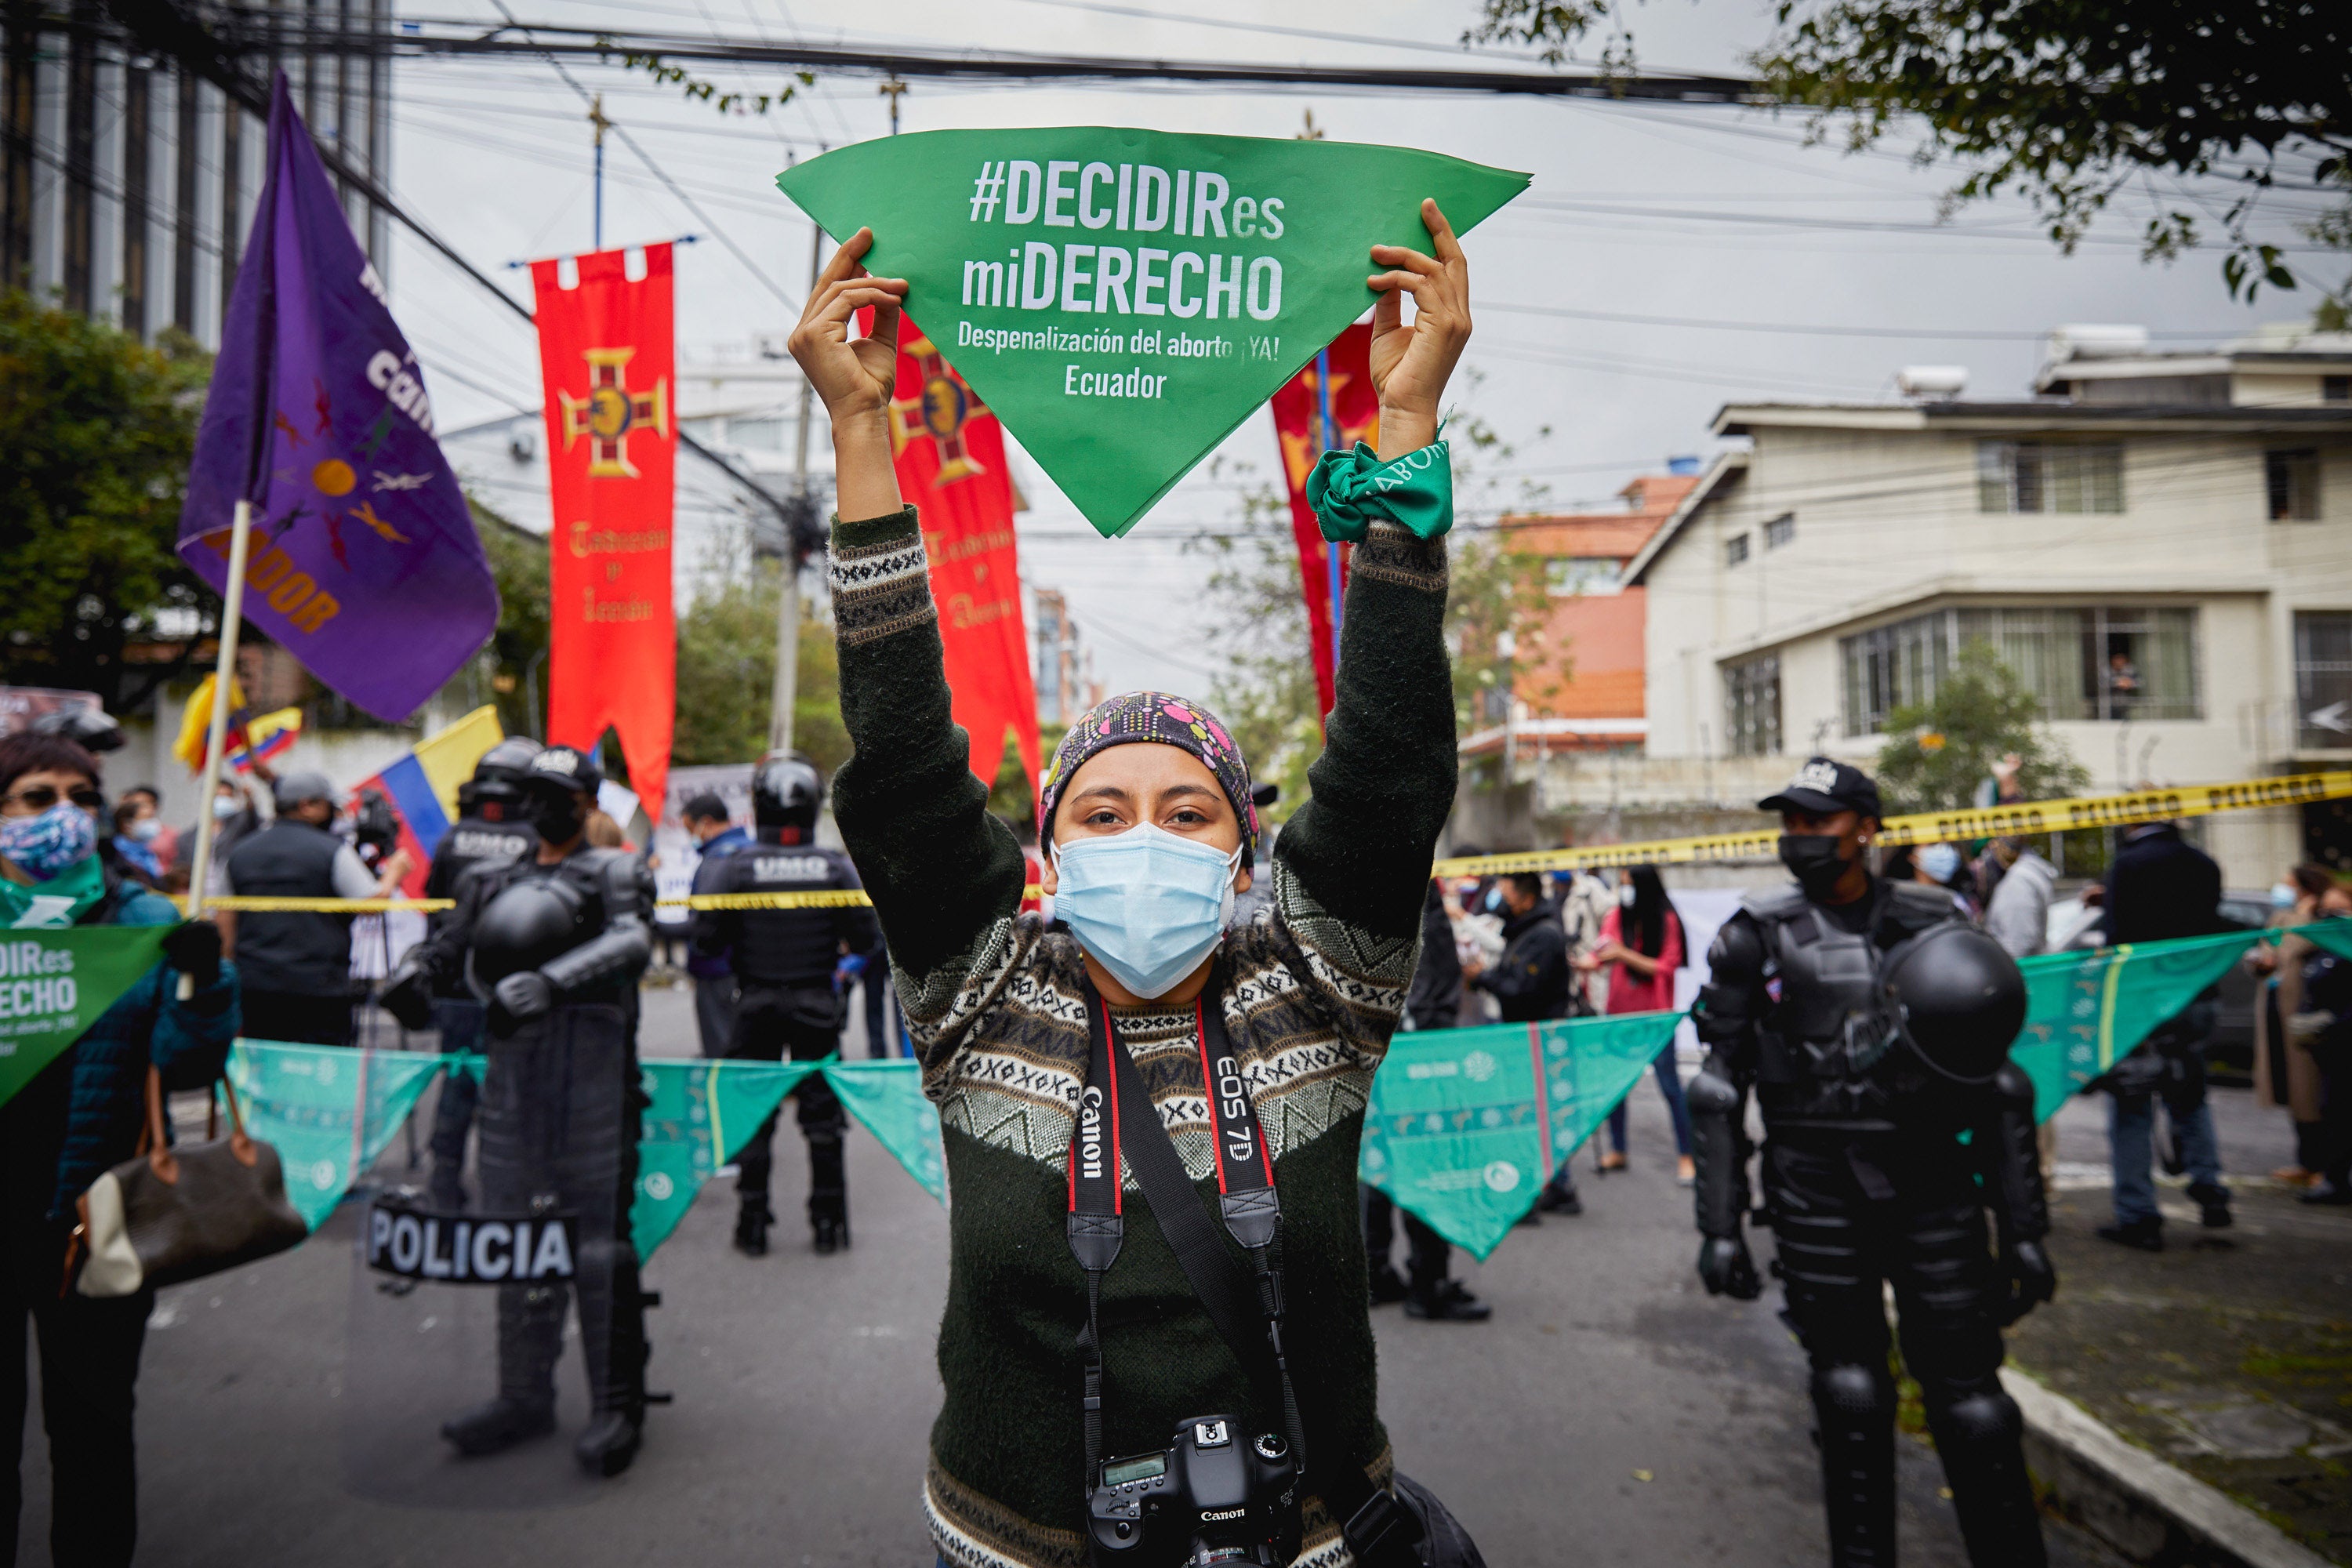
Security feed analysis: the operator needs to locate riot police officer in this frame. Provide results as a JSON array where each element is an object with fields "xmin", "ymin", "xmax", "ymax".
[
  {"xmin": 383, "ymin": 744, "xmax": 656, "ymax": 1478},
  {"xmin": 420, "ymin": 736, "xmax": 544, "ymax": 1209},
  {"xmin": 690, "ymin": 753, "xmax": 877, "ymax": 1256},
  {"xmin": 1688, "ymin": 757, "xmax": 2055, "ymax": 1567}
]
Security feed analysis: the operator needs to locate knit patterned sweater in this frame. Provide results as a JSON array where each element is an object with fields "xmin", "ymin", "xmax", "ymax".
[{"xmin": 828, "ymin": 503, "xmax": 1456, "ymax": 1568}]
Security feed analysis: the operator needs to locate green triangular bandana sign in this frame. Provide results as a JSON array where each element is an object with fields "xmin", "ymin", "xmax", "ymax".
[
  {"xmin": 0, "ymin": 925, "xmax": 169, "ymax": 1112},
  {"xmin": 634, "ymin": 1057, "xmax": 817, "ymax": 1258},
  {"xmin": 1360, "ymin": 1011, "xmax": 1680, "ymax": 1260},
  {"xmin": 777, "ymin": 129, "xmax": 1529, "ymax": 536}
]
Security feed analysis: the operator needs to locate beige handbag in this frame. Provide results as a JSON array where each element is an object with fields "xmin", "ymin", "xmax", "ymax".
[{"xmin": 71, "ymin": 1067, "xmax": 308, "ymax": 1298}]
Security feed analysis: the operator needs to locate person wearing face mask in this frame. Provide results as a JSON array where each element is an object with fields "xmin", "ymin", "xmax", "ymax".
[
  {"xmin": 691, "ymin": 753, "xmax": 879, "ymax": 1256},
  {"xmin": 793, "ymin": 202, "xmax": 1477, "ymax": 1568},
  {"xmin": 110, "ymin": 798, "xmax": 165, "ymax": 887},
  {"xmin": 219, "ymin": 771, "xmax": 414, "ymax": 1047},
  {"xmin": 382, "ymin": 744, "xmax": 657, "ymax": 1476},
  {"xmin": 0, "ymin": 732, "xmax": 237, "ymax": 1568},
  {"xmin": 1688, "ymin": 756, "xmax": 2053, "ymax": 1568},
  {"xmin": 1581, "ymin": 866, "xmax": 1692, "ymax": 1182},
  {"xmin": 117, "ymin": 786, "xmax": 176, "ymax": 872},
  {"xmin": 1465, "ymin": 872, "xmax": 1584, "ymax": 1217},
  {"xmin": 183, "ymin": 775, "xmax": 263, "ymax": 895}
]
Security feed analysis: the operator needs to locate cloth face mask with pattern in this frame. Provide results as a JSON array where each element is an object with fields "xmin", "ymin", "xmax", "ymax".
[{"xmin": 1051, "ymin": 822, "xmax": 1243, "ymax": 1000}]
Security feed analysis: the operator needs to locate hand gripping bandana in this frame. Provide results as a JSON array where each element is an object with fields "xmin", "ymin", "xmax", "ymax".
[
  {"xmin": 1303, "ymin": 439, "xmax": 1454, "ymax": 543},
  {"xmin": 1037, "ymin": 691, "xmax": 1259, "ymax": 864}
]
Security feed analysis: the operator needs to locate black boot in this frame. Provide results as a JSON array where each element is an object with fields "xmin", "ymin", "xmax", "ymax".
[
  {"xmin": 1535, "ymin": 1172, "xmax": 1582, "ymax": 1216},
  {"xmin": 1368, "ymin": 1262, "xmax": 1410, "ymax": 1305},
  {"xmin": 733, "ymin": 1201, "xmax": 772, "ymax": 1257},
  {"xmin": 575, "ymin": 1407, "xmax": 643, "ymax": 1478},
  {"xmin": 446, "ymin": 1280, "xmax": 564, "ymax": 1456},
  {"xmin": 1404, "ymin": 1279, "xmax": 1492, "ymax": 1323},
  {"xmin": 2187, "ymin": 1181, "xmax": 2232, "ymax": 1229},
  {"xmin": 2096, "ymin": 1218, "xmax": 2164, "ymax": 1251},
  {"xmin": 1928, "ymin": 1389, "xmax": 2047, "ymax": 1568},
  {"xmin": 1812, "ymin": 1363, "xmax": 1897, "ymax": 1567},
  {"xmin": 811, "ymin": 1209, "xmax": 849, "ymax": 1254},
  {"xmin": 441, "ymin": 1396, "xmax": 556, "ymax": 1456}
]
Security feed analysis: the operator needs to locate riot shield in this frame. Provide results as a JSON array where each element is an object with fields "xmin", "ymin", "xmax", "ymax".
[{"xmin": 342, "ymin": 1003, "xmax": 643, "ymax": 1505}]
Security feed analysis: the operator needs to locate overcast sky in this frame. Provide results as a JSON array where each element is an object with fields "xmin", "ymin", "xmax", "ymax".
[{"xmin": 383, "ymin": 0, "xmax": 2311, "ymax": 696}]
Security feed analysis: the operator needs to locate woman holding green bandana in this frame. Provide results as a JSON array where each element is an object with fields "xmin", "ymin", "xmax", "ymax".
[
  {"xmin": 0, "ymin": 731, "xmax": 239, "ymax": 1567},
  {"xmin": 791, "ymin": 199, "xmax": 1475, "ymax": 1568}
]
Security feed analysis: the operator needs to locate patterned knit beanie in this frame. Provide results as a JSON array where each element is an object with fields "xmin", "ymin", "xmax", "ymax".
[{"xmin": 1037, "ymin": 691, "xmax": 1259, "ymax": 862}]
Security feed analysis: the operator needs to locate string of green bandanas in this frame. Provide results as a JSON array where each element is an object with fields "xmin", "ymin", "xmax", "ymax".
[{"xmin": 1305, "ymin": 440, "xmax": 1454, "ymax": 542}]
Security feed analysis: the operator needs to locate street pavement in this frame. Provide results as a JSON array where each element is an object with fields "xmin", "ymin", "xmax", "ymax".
[{"xmin": 17, "ymin": 987, "xmax": 2126, "ymax": 1566}]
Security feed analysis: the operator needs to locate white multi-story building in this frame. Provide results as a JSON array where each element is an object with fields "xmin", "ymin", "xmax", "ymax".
[
  {"xmin": 1626, "ymin": 325, "xmax": 2352, "ymax": 885},
  {"xmin": 2, "ymin": 6, "xmax": 390, "ymax": 345}
]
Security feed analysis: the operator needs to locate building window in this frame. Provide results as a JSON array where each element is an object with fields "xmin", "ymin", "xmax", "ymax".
[
  {"xmin": 1976, "ymin": 441, "xmax": 2125, "ymax": 514},
  {"xmin": 1725, "ymin": 532, "xmax": 1750, "ymax": 567},
  {"xmin": 1838, "ymin": 605, "xmax": 2201, "ymax": 735},
  {"xmin": 2267, "ymin": 448, "xmax": 2320, "ymax": 521},
  {"xmin": 1546, "ymin": 557, "xmax": 1623, "ymax": 596},
  {"xmin": 1763, "ymin": 512, "xmax": 1795, "ymax": 550},
  {"xmin": 2325, "ymin": 375, "xmax": 2350, "ymax": 403},
  {"xmin": 1723, "ymin": 654, "xmax": 1781, "ymax": 757},
  {"xmin": 2298, "ymin": 612, "xmax": 2352, "ymax": 750}
]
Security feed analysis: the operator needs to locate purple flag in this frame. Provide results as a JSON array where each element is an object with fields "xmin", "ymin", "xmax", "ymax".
[{"xmin": 178, "ymin": 73, "xmax": 499, "ymax": 724}]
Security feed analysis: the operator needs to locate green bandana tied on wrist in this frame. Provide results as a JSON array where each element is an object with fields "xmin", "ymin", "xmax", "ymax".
[{"xmin": 1305, "ymin": 440, "xmax": 1454, "ymax": 543}]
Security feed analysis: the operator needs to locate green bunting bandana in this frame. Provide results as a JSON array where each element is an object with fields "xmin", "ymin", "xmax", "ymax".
[
  {"xmin": 0, "ymin": 855, "xmax": 107, "ymax": 929},
  {"xmin": 1305, "ymin": 440, "xmax": 1454, "ymax": 542}
]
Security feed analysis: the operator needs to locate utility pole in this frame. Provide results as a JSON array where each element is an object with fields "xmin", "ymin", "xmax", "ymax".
[
  {"xmin": 587, "ymin": 93, "xmax": 611, "ymax": 249},
  {"xmin": 879, "ymin": 75, "xmax": 908, "ymax": 135},
  {"xmin": 768, "ymin": 157, "xmax": 828, "ymax": 754}
]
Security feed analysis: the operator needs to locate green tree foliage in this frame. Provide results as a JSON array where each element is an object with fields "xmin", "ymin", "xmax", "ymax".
[
  {"xmin": 470, "ymin": 502, "xmax": 550, "ymax": 738},
  {"xmin": 1465, "ymin": 1, "xmax": 2351, "ymax": 310},
  {"xmin": 1873, "ymin": 640, "xmax": 2089, "ymax": 812},
  {"xmin": 670, "ymin": 548, "xmax": 847, "ymax": 775},
  {"xmin": 0, "ymin": 292, "xmax": 214, "ymax": 710}
]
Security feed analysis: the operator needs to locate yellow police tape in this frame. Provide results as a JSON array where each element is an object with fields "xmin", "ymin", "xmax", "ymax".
[
  {"xmin": 183, "ymin": 887, "xmax": 1041, "ymax": 913},
  {"xmin": 176, "ymin": 768, "xmax": 2352, "ymax": 913},
  {"xmin": 1430, "ymin": 769, "xmax": 2352, "ymax": 878}
]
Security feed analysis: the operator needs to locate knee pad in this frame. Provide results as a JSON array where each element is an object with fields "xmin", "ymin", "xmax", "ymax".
[
  {"xmin": 1932, "ymin": 1388, "xmax": 2022, "ymax": 1449},
  {"xmin": 1813, "ymin": 1363, "xmax": 1895, "ymax": 1421}
]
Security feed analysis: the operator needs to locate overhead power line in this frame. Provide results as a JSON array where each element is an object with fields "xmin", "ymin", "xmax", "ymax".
[
  {"xmin": 90, "ymin": 0, "xmax": 808, "ymax": 522},
  {"xmin": 206, "ymin": 14, "xmax": 1760, "ymax": 100}
]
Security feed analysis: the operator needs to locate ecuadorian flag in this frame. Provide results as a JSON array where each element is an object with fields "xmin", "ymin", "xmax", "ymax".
[{"xmin": 350, "ymin": 706, "xmax": 503, "ymax": 896}]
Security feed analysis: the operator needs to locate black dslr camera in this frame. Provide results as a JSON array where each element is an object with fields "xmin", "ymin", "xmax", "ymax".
[
  {"xmin": 351, "ymin": 787, "xmax": 401, "ymax": 863},
  {"xmin": 1087, "ymin": 1414, "xmax": 1299, "ymax": 1566}
]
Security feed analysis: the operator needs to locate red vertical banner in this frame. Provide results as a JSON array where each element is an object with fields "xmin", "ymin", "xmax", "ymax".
[
  {"xmin": 1269, "ymin": 323, "xmax": 1381, "ymax": 719},
  {"xmin": 531, "ymin": 243, "xmax": 677, "ymax": 815},
  {"xmin": 887, "ymin": 312, "xmax": 1040, "ymax": 788}
]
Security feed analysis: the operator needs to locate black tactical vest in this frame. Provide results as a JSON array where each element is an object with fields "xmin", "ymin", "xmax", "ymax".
[
  {"xmin": 1747, "ymin": 880, "xmax": 1958, "ymax": 1134},
  {"xmin": 711, "ymin": 844, "xmax": 857, "ymax": 989},
  {"xmin": 223, "ymin": 818, "xmax": 354, "ymax": 994},
  {"xmin": 424, "ymin": 815, "xmax": 539, "ymax": 996}
]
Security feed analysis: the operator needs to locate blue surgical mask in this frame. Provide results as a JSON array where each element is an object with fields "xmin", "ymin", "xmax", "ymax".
[
  {"xmin": 1919, "ymin": 843, "xmax": 1962, "ymax": 884},
  {"xmin": 2271, "ymin": 882, "xmax": 2299, "ymax": 910},
  {"xmin": 1051, "ymin": 822, "xmax": 1242, "ymax": 1000}
]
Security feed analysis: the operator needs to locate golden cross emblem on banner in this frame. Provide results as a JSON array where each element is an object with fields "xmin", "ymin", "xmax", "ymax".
[
  {"xmin": 558, "ymin": 347, "xmax": 670, "ymax": 479},
  {"xmin": 888, "ymin": 332, "xmax": 988, "ymax": 486}
]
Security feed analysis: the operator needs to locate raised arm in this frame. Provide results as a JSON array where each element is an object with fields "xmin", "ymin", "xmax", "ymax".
[
  {"xmin": 1270, "ymin": 200, "xmax": 1468, "ymax": 953},
  {"xmin": 791, "ymin": 232, "xmax": 1025, "ymax": 996}
]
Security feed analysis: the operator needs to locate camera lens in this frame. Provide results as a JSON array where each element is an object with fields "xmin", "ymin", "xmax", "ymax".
[{"xmin": 1252, "ymin": 1434, "xmax": 1287, "ymax": 1461}]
